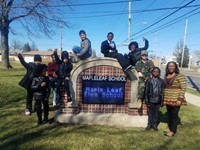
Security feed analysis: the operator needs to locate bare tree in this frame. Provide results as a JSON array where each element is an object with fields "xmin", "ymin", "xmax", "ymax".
[
  {"xmin": 173, "ymin": 39, "xmax": 190, "ymax": 67},
  {"xmin": 31, "ymin": 41, "xmax": 38, "ymax": 51},
  {"xmin": 22, "ymin": 43, "xmax": 31, "ymax": 52},
  {"xmin": 0, "ymin": 0, "xmax": 72, "ymax": 68},
  {"xmin": 194, "ymin": 50, "xmax": 200, "ymax": 60},
  {"xmin": 10, "ymin": 39, "xmax": 22, "ymax": 52}
]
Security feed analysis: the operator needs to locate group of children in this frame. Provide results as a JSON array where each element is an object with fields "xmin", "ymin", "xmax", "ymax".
[
  {"xmin": 18, "ymin": 30, "xmax": 164, "ymax": 130},
  {"xmin": 18, "ymin": 50, "xmax": 73, "ymax": 125}
]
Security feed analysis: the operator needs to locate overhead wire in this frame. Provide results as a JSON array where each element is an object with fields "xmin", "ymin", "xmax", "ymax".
[
  {"xmin": 120, "ymin": 0, "xmax": 196, "ymax": 44},
  {"xmin": 132, "ymin": 0, "xmax": 158, "ymax": 21},
  {"xmin": 132, "ymin": 7, "xmax": 200, "ymax": 40}
]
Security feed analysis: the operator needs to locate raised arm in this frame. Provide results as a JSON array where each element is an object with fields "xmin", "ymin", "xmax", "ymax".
[
  {"xmin": 17, "ymin": 53, "xmax": 30, "ymax": 69},
  {"xmin": 137, "ymin": 37, "xmax": 149, "ymax": 52},
  {"xmin": 53, "ymin": 50, "xmax": 62, "ymax": 65}
]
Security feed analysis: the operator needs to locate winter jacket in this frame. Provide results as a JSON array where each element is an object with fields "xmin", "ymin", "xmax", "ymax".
[
  {"xmin": 135, "ymin": 59, "xmax": 154, "ymax": 80},
  {"xmin": 128, "ymin": 39, "xmax": 149, "ymax": 66},
  {"xmin": 79, "ymin": 38, "xmax": 92, "ymax": 57},
  {"xmin": 31, "ymin": 76, "xmax": 50, "ymax": 100},
  {"xmin": 18, "ymin": 53, "xmax": 38, "ymax": 89},
  {"xmin": 145, "ymin": 77, "xmax": 164, "ymax": 104},
  {"xmin": 53, "ymin": 51, "xmax": 73, "ymax": 79},
  {"xmin": 101, "ymin": 40, "xmax": 118, "ymax": 57}
]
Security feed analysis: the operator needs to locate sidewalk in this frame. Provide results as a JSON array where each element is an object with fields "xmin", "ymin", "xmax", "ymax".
[{"xmin": 185, "ymin": 92, "xmax": 200, "ymax": 107}]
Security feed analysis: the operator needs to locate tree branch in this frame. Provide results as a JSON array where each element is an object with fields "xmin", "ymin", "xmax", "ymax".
[{"xmin": 9, "ymin": 2, "xmax": 42, "ymax": 23}]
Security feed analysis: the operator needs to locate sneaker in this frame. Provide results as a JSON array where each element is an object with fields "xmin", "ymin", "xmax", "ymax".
[
  {"xmin": 37, "ymin": 120, "xmax": 42, "ymax": 125},
  {"xmin": 43, "ymin": 117, "xmax": 48, "ymax": 123},
  {"xmin": 145, "ymin": 125, "xmax": 152, "ymax": 131},
  {"xmin": 124, "ymin": 65, "xmax": 132, "ymax": 72},
  {"xmin": 152, "ymin": 125, "xmax": 158, "ymax": 131},
  {"xmin": 124, "ymin": 68, "xmax": 137, "ymax": 81},
  {"xmin": 25, "ymin": 109, "xmax": 31, "ymax": 116}
]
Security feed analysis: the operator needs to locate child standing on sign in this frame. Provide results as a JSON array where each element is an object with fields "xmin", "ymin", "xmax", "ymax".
[
  {"xmin": 31, "ymin": 64, "xmax": 50, "ymax": 125},
  {"xmin": 53, "ymin": 50, "xmax": 73, "ymax": 103},
  {"xmin": 145, "ymin": 67, "xmax": 164, "ymax": 131}
]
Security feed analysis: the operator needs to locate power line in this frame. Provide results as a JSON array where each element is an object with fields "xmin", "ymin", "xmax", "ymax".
[
  {"xmin": 12, "ymin": 0, "xmax": 142, "ymax": 8},
  {"xmin": 121, "ymin": 0, "xmax": 196, "ymax": 44},
  {"xmin": 133, "ymin": 8, "xmax": 200, "ymax": 40},
  {"xmin": 53, "ymin": 4, "xmax": 200, "ymax": 19},
  {"xmin": 133, "ymin": 0, "xmax": 158, "ymax": 20}
]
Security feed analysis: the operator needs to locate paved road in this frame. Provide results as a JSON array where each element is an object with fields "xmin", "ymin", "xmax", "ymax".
[{"xmin": 160, "ymin": 67, "xmax": 200, "ymax": 91}]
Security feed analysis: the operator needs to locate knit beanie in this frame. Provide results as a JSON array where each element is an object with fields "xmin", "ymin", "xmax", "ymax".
[
  {"xmin": 79, "ymin": 30, "xmax": 86, "ymax": 35},
  {"xmin": 128, "ymin": 41, "xmax": 139, "ymax": 50},
  {"xmin": 34, "ymin": 54, "xmax": 42, "ymax": 62},
  {"xmin": 61, "ymin": 51, "xmax": 69, "ymax": 60}
]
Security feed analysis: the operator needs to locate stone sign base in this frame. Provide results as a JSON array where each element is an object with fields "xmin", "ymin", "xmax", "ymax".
[
  {"xmin": 55, "ymin": 58, "xmax": 148, "ymax": 127},
  {"xmin": 55, "ymin": 113, "xmax": 147, "ymax": 127}
]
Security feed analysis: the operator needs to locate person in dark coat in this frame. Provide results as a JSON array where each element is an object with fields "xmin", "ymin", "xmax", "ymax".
[
  {"xmin": 31, "ymin": 64, "xmax": 50, "ymax": 125},
  {"xmin": 101, "ymin": 32, "xmax": 136, "ymax": 80},
  {"xmin": 127, "ymin": 37, "xmax": 149, "ymax": 66},
  {"xmin": 53, "ymin": 50, "xmax": 73, "ymax": 102},
  {"xmin": 18, "ymin": 53, "xmax": 42, "ymax": 115},
  {"xmin": 145, "ymin": 67, "xmax": 164, "ymax": 131}
]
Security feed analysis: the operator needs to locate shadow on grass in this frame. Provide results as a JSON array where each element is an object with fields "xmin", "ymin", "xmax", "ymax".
[{"xmin": 157, "ymin": 110, "xmax": 181, "ymax": 126}]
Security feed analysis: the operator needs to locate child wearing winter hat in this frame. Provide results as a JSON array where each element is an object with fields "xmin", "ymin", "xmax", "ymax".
[
  {"xmin": 72, "ymin": 30, "xmax": 92, "ymax": 60},
  {"xmin": 53, "ymin": 50, "xmax": 73, "ymax": 103},
  {"xmin": 127, "ymin": 37, "xmax": 149, "ymax": 66},
  {"xmin": 18, "ymin": 53, "xmax": 42, "ymax": 115},
  {"xmin": 31, "ymin": 64, "xmax": 50, "ymax": 125}
]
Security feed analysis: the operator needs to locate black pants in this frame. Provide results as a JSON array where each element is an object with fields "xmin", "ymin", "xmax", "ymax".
[
  {"xmin": 56, "ymin": 79, "xmax": 71, "ymax": 97},
  {"xmin": 147, "ymin": 103, "xmax": 160, "ymax": 126},
  {"xmin": 26, "ymin": 88, "xmax": 34, "ymax": 111},
  {"xmin": 108, "ymin": 52, "xmax": 130, "ymax": 70},
  {"xmin": 35, "ymin": 98, "xmax": 49, "ymax": 121},
  {"xmin": 166, "ymin": 105, "xmax": 180, "ymax": 134}
]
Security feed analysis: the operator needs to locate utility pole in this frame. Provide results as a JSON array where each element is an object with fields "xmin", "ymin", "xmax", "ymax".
[
  {"xmin": 181, "ymin": 19, "xmax": 188, "ymax": 68},
  {"xmin": 128, "ymin": 0, "xmax": 131, "ymax": 44},
  {"xmin": 60, "ymin": 20, "xmax": 63, "ymax": 51}
]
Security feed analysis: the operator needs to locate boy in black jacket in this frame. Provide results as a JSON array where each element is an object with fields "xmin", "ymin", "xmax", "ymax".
[
  {"xmin": 53, "ymin": 50, "xmax": 73, "ymax": 103},
  {"xmin": 31, "ymin": 64, "xmax": 50, "ymax": 125},
  {"xmin": 145, "ymin": 67, "xmax": 164, "ymax": 131},
  {"xmin": 127, "ymin": 37, "xmax": 149, "ymax": 66},
  {"xmin": 18, "ymin": 53, "xmax": 42, "ymax": 115}
]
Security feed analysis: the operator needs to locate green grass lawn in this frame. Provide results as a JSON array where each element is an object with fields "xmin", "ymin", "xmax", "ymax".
[{"xmin": 0, "ymin": 62, "xmax": 200, "ymax": 150}]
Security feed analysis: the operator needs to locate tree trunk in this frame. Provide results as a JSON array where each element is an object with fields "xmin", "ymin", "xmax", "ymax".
[{"xmin": 1, "ymin": 26, "xmax": 12, "ymax": 69}]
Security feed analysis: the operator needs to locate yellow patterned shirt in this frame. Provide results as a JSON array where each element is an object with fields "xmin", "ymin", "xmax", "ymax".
[{"xmin": 164, "ymin": 74, "xmax": 187, "ymax": 106}]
